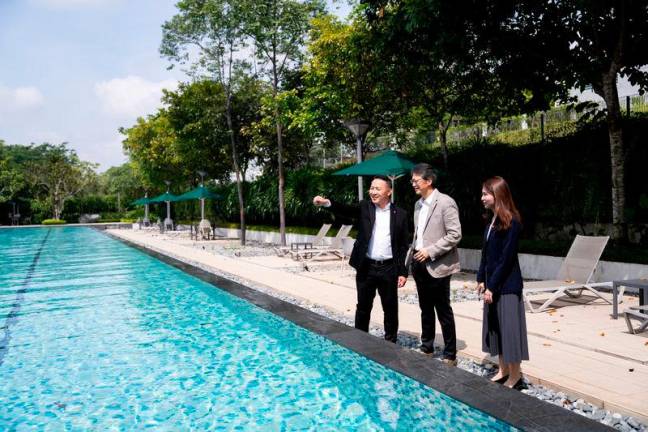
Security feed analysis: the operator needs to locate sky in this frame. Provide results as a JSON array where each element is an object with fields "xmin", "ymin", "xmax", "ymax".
[{"xmin": 0, "ymin": 0, "xmax": 352, "ymax": 171}]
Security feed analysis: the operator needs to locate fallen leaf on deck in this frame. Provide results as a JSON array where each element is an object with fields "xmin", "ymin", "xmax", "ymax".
[
  {"xmin": 552, "ymin": 321, "xmax": 558, "ymax": 323},
  {"xmin": 599, "ymin": 332, "xmax": 605, "ymax": 336},
  {"xmin": 644, "ymin": 341, "xmax": 648, "ymax": 346},
  {"xmin": 543, "ymin": 343, "xmax": 552, "ymax": 346},
  {"xmin": 629, "ymin": 368, "xmax": 635, "ymax": 372}
]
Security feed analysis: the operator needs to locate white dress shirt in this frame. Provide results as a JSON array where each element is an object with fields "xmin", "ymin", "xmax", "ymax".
[
  {"xmin": 367, "ymin": 203, "xmax": 393, "ymax": 260},
  {"xmin": 486, "ymin": 215, "xmax": 497, "ymax": 240},
  {"xmin": 415, "ymin": 189, "xmax": 438, "ymax": 250}
]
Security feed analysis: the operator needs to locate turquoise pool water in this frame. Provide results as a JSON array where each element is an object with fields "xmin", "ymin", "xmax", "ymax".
[{"xmin": 0, "ymin": 227, "xmax": 516, "ymax": 430}]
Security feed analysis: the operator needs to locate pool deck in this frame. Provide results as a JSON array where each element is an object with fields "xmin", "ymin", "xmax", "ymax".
[{"xmin": 107, "ymin": 229, "xmax": 648, "ymax": 424}]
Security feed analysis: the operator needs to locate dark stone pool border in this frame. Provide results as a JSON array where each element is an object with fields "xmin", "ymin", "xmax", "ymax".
[{"xmin": 104, "ymin": 231, "xmax": 612, "ymax": 432}]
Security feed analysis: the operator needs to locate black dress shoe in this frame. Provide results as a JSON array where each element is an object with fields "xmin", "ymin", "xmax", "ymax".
[
  {"xmin": 419, "ymin": 345, "xmax": 434, "ymax": 355},
  {"xmin": 492, "ymin": 375, "xmax": 509, "ymax": 384},
  {"xmin": 512, "ymin": 378, "xmax": 528, "ymax": 391}
]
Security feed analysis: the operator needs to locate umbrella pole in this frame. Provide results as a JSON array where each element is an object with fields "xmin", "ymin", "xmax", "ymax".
[
  {"xmin": 201, "ymin": 198, "xmax": 205, "ymax": 221},
  {"xmin": 164, "ymin": 200, "xmax": 173, "ymax": 229},
  {"xmin": 390, "ymin": 177, "xmax": 395, "ymax": 203},
  {"xmin": 144, "ymin": 204, "xmax": 150, "ymax": 225}
]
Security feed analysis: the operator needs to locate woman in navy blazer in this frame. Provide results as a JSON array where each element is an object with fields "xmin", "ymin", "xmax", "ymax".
[{"xmin": 477, "ymin": 176, "xmax": 529, "ymax": 389}]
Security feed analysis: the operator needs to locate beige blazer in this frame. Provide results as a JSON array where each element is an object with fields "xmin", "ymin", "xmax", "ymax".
[{"xmin": 408, "ymin": 190, "xmax": 462, "ymax": 278}]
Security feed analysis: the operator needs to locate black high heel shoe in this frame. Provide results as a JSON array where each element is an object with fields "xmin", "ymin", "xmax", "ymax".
[
  {"xmin": 491, "ymin": 375, "xmax": 509, "ymax": 384},
  {"xmin": 512, "ymin": 378, "xmax": 527, "ymax": 390}
]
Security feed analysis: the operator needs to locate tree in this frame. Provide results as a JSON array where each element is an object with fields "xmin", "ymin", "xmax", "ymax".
[
  {"xmin": 0, "ymin": 141, "xmax": 24, "ymax": 204},
  {"xmin": 239, "ymin": 0, "xmax": 325, "ymax": 246},
  {"xmin": 99, "ymin": 163, "xmax": 146, "ymax": 212},
  {"xmin": 25, "ymin": 143, "xmax": 97, "ymax": 220},
  {"xmin": 362, "ymin": 0, "xmax": 648, "ymax": 237},
  {"xmin": 120, "ymin": 113, "xmax": 184, "ymax": 190},
  {"xmin": 526, "ymin": 0, "xmax": 648, "ymax": 239},
  {"xmin": 161, "ymin": 0, "xmax": 251, "ymax": 244},
  {"xmin": 298, "ymin": 15, "xmax": 406, "ymax": 155}
]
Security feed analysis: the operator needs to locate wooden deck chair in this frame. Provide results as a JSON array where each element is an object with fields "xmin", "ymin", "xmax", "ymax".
[
  {"xmin": 274, "ymin": 223, "xmax": 332, "ymax": 257},
  {"xmin": 523, "ymin": 235, "xmax": 611, "ymax": 313},
  {"xmin": 625, "ymin": 305, "xmax": 648, "ymax": 334},
  {"xmin": 291, "ymin": 224, "xmax": 353, "ymax": 262}
]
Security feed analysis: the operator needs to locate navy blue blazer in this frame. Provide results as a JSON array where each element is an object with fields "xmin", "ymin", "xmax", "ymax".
[
  {"xmin": 328, "ymin": 200, "xmax": 410, "ymax": 277},
  {"xmin": 476, "ymin": 218, "xmax": 523, "ymax": 295}
]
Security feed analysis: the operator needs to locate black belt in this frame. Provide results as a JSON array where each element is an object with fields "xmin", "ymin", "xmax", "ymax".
[{"xmin": 366, "ymin": 257, "xmax": 393, "ymax": 265}]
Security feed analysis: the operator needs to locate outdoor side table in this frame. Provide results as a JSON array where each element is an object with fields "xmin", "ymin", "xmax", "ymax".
[
  {"xmin": 291, "ymin": 242, "xmax": 313, "ymax": 259},
  {"xmin": 612, "ymin": 278, "xmax": 648, "ymax": 319}
]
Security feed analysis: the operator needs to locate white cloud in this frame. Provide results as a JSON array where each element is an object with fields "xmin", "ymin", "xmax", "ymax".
[
  {"xmin": 0, "ymin": 85, "xmax": 45, "ymax": 111},
  {"xmin": 94, "ymin": 76, "xmax": 178, "ymax": 118},
  {"xmin": 30, "ymin": 0, "xmax": 120, "ymax": 8}
]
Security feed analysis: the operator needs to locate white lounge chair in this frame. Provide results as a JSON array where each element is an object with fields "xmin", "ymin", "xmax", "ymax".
[
  {"xmin": 523, "ymin": 235, "xmax": 611, "ymax": 313},
  {"xmin": 290, "ymin": 224, "xmax": 353, "ymax": 262},
  {"xmin": 625, "ymin": 305, "xmax": 648, "ymax": 334},
  {"xmin": 274, "ymin": 223, "xmax": 332, "ymax": 257},
  {"xmin": 339, "ymin": 237, "xmax": 356, "ymax": 271}
]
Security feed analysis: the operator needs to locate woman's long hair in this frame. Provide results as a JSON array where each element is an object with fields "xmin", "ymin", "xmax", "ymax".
[{"xmin": 483, "ymin": 176, "xmax": 521, "ymax": 230}]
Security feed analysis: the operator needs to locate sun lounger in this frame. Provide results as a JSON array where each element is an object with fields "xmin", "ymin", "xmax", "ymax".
[
  {"xmin": 289, "ymin": 224, "xmax": 353, "ymax": 262},
  {"xmin": 274, "ymin": 223, "xmax": 332, "ymax": 257},
  {"xmin": 625, "ymin": 305, "xmax": 648, "ymax": 334},
  {"xmin": 523, "ymin": 235, "xmax": 611, "ymax": 313}
]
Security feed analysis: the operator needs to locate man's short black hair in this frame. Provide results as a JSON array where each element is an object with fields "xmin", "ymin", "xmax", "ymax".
[
  {"xmin": 371, "ymin": 175, "xmax": 392, "ymax": 188},
  {"xmin": 411, "ymin": 163, "xmax": 437, "ymax": 184}
]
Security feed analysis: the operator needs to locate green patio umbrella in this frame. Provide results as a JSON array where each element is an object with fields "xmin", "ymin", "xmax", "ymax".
[
  {"xmin": 175, "ymin": 185, "xmax": 222, "ymax": 224},
  {"xmin": 149, "ymin": 192, "xmax": 179, "ymax": 227},
  {"xmin": 132, "ymin": 195, "xmax": 153, "ymax": 224},
  {"xmin": 149, "ymin": 192, "xmax": 179, "ymax": 203},
  {"xmin": 332, "ymin": 150, "xmax": 416, "ymax": 202},
  {"xmin": 132, "ymin": 197, "xmax": 152, "ymax": 206}
]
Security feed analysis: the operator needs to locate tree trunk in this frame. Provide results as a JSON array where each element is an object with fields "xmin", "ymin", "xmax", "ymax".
[
  {"xmin": 225, "ymin": 92, "xmax": 247, "ymax": 246},
  {"xmin": 54, "ymin": 183, "xmax": 61, "ymax": 219},
  {"xmin": 598, "ymin": 71, "xmax": 626, "ymax": 240},
  {"xmin": 438, "ymin": 115, "xmax": 453, "ymax": 170},
  {"xmin": 272, "ymin": 46, "xmax": 287, "ymax": 247},
  {"xmin": 276, "ymin": 116, "xmax": 287, "ymax": 247}
]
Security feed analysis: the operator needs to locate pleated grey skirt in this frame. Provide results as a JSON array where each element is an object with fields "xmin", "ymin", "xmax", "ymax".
[{"xmin": 482, "ymin": 293, "xmax": 529, "ymax": 363}]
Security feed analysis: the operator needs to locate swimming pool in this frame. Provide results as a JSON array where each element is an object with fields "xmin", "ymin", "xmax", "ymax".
[{"xmin": 0, "ymin": 227, "xmax": 516, "ymax": 430}]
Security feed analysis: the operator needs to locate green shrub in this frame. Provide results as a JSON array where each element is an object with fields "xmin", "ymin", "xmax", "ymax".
[
  {"xmin": 42, "ymin": 219, "xmax": 66, "ymax": 225},
  {"xmin": 120, "ymin": 218, "xmax": 136, "ymax": 223}
]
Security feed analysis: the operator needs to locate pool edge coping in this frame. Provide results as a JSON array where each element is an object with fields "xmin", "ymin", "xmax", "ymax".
[{"xmin": 101, "ymin": 229, "xmax": 613, "ymax": 432}]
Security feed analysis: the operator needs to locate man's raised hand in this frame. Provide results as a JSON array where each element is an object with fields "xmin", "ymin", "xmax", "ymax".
[{"xmin": 313, "ymin": 195, "xmax": 330, "ymax": 207}]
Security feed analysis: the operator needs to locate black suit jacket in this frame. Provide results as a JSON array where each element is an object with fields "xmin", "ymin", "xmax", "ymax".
[
  {"xmin": 328, "ymin": 200, "xmax": 410, "ymax": 277},
  {"xmin": 477, "ymin": 218, "xmax": 523, "ymax": 295}
]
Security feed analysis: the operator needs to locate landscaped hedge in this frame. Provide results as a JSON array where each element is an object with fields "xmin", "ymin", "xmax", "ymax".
[
  {"xmin": 42, "ymin": 219, "xmax": 66, "ymax": 225},
  {"xmin": 215, "ymin": 116, "xmax": 648, "ymax": 243}
]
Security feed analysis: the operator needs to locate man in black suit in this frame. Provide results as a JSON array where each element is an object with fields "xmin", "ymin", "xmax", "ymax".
[{"xmin": 313, "ymin": 176, "xmax": 410, "ymax": 342}]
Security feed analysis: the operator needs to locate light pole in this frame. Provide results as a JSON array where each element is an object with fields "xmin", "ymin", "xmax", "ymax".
[
  {"xmin": 344, "ymin": 119, "xmax": 370, "ymax": 202},
  {"xmin": 163, "ymin": 180, "xmax": 173, "ymax": 229}
]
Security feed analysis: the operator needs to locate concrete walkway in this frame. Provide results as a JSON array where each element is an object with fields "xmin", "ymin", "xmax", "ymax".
[{"xmin": 108, "ymin": 229, "xmax": 648, "ymax": 422}]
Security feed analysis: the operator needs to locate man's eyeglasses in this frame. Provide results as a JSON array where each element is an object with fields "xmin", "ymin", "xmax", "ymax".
[{"xmin": 411, "ymin": 178, "xmax": 428, "ymax": 185}]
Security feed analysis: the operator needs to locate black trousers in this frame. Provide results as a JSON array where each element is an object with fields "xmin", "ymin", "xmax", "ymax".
[
  {"xmin": 355, "ymin": 261, "xmax": 399, "ymax": 342},
  {"xmin": 412, "ymin": 260, "xmax": 457, "ymax": 359}
]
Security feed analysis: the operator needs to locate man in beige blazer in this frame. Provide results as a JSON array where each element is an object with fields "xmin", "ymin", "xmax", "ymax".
[{"xmin": 409, "ymin": 163, "xmax": 462, "ymax": 365}]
